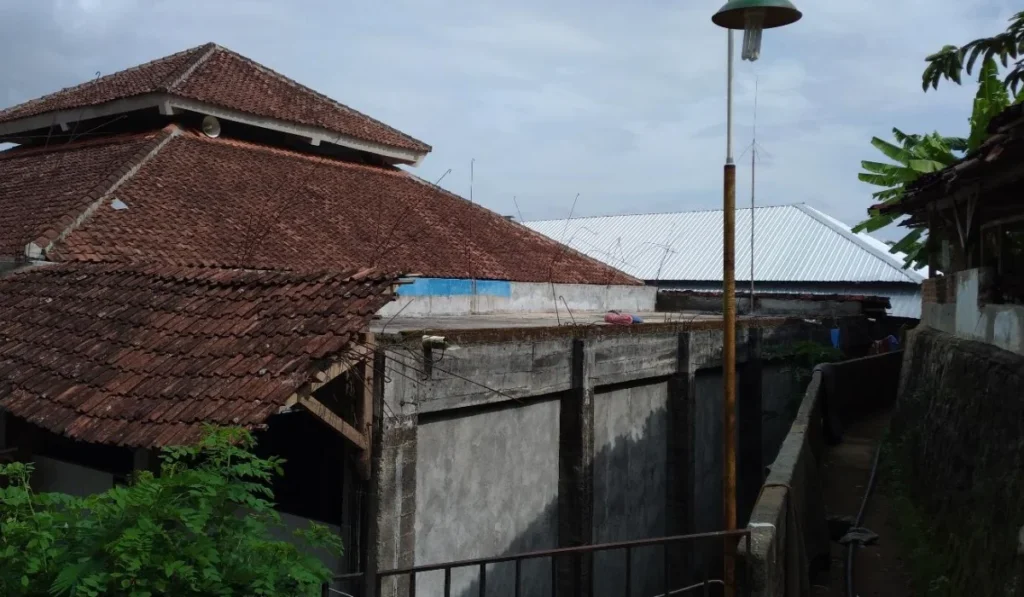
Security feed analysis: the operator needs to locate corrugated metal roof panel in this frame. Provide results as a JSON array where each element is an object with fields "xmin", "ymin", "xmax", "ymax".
[{"xmin": 525, "ymin": 204, "xmax": 925, "ymax": 285}]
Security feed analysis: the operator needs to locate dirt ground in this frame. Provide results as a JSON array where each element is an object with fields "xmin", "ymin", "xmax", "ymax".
[{"xmin": 810, "ymin": 410, "xmax": 915, "ymax": 597}]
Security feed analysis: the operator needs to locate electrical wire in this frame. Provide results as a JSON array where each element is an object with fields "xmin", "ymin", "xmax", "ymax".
[{"xmin": 845, "ymin": 443, "xmax": 883, "ymax": 597}]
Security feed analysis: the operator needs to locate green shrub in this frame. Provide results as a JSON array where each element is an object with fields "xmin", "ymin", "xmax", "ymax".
[{"xmin": 0, "ymin": 426, "xmax": 341, "ymax": 597}]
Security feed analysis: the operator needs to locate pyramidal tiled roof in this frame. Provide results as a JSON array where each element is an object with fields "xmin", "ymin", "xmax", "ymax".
[
  {"xmin": 0, "ymin": 43, "xmax": 430, "ymax": 154},
  {"xmin": 0, "ymin": 126, "xmax": 638, "ymax": 285}
]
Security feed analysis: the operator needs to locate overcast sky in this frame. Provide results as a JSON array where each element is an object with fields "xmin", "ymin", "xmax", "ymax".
[{"xmin": 0, "ymin": 0, "xmax": 1015, "ymax": 240}]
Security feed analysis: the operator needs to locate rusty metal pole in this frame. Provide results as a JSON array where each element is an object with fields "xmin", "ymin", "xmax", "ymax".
[{"xmin": 722, "ymin": 28, "xmax": 738, "ymax": 597}]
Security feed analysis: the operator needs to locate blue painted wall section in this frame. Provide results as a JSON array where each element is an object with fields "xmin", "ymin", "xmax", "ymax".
[{"xmin": 399, "ymin": 278, "xmax": 512, "ymax": 298}]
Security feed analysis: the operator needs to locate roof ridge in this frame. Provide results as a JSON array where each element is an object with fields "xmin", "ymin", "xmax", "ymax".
[
  {"xmin": 524, "ymin": 202, "xmax": 801, "ymax": 224},
  {"xmin": 792, "ymin": 204, "xmax": 924, "ymax": 283},
  {"xmin": 0, "ymin": 45, "xmax": 209, "ymax": 121},
  {"xmin": 212, "ymin": 45, "xmax": 431, "ymax": 151},
  {"xmin": 159, "ymin": 42, "xmax": 218, "ymax": 91},
  {"xmin": 28, "ymin": 125, "xmax": 182, "ymax": 260}
]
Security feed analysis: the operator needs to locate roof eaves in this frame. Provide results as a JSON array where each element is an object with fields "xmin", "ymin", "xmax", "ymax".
[
  {"xmin": 25, "ymin": 125, "xmax": 182, "ymax": 260},
  {"xmin": 793, "ymin": 204, "xmax": 924, "ymax": 284},
  {"xmin": 0, "ymin": 44, "xmax": 209, "ymax": 123},
  {"xmin": 166, "ymin": 96, "xmax": 426, "ymax": 164},
  {"xmin": 212, "ymin": 45, "xmax": 432, "ymax": 154}
]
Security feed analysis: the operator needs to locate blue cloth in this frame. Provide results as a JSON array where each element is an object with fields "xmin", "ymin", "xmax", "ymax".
[
  {"xmin": 830, "ymin": 328, "xmax": 840, "ymax": 348},
  {"xmin": 631, "ymin": 315, "xmax": 644, "ymax": 324}
]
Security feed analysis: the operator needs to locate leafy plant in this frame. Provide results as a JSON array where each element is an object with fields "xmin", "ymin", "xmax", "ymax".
[
  {"xmin": 0, "ymin": 427, "xmax": 341, "ymax": 597},
  {"xmin": 855, "ymin": 59, "xmax": 1017, "ymax": 270},
  {"xmin": 922, "ymin": 11, "xmax": 1024, "ymax": 95},
  {"xmin": 853, "ymin": 129, "xmax": 964, "ymax": 270}
]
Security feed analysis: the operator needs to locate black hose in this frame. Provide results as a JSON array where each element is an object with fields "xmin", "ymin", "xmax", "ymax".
[{"xmin": 845, "ymin": 443, "xmax": 884, "ymax": 597}]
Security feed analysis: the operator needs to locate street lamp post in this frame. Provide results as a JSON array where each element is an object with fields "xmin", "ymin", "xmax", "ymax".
[{"xmin": 710, "ymin": 2, "xmax": 801, "ymax": 596}]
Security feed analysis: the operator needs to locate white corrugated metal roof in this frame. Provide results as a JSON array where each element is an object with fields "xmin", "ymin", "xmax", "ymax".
[{"xmin": 524, "ymin": 204, "xmax": 925, "ymax": 284}]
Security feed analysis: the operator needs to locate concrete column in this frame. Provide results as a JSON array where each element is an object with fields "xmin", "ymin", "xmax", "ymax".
[
  {"xmin": 738, "ymin": 327, "xmax": 764, "ymax": 527},
  {"xmin": 667, "ymin": 332, "xmax": 696, "ymax": 585},
  {"xmin": 557, "ymin": 338, "xmax": 595, "ymax": 597},
  {"xmin": 373, "ymin": 352, "xmax": 418, "ymax": 597},
  {"xmin": 364, "ymin": 349, "xmax": 387, "ymax": 597}
]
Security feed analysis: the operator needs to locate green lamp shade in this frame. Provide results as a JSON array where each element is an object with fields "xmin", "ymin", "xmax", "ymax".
[{"xmin": 711, "ymin": 0, "xmax": 802, "ymax": 29}]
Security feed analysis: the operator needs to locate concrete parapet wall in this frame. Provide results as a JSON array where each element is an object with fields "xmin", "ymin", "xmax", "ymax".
[
  {"xmin": 742, "ymin": 368, "xmax": 829, "ymax": 597},
  {"xmin": 742, "ymin": 349, "xmax": 904, "ymax": 596},
  {"xmin": 377, "ymin": 281, "xmax": 657, "ymax": 317}
]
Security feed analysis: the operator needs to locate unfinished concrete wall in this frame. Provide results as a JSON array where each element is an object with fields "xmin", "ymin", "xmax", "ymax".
[
  {"xmin": 592, "ymin": 382, "xmax": 669, "ymax": 597},
  {"xmin": 414, "ymin": 399, "xmax": 561, "ymax": 597},
  {"xmin": 376, "ymin": 281, "xmax": 656, "ymax": 318},
  {"xmin": 373, "ymin": 321, "xmax": 839, "ymax": 596},
  {"xmin": 921, "ymin": 267, "xmax": 1024, "ymax": 355},
  {"xmin": 761, "ymin": 364, "xmax": 801, "ymax": 469}
]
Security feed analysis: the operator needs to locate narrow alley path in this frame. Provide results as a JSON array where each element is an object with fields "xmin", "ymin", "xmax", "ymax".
[{"xmin": 811, "ymin": 409, "xmax": 914, "ymax": 597}]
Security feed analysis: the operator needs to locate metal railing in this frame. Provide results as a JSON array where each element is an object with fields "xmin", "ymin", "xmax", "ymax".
[{"xmin": 325, "ymin": 528, "xmax": 751, "ymax": 597}]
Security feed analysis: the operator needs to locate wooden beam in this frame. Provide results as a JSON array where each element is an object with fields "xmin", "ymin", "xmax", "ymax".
[
  {"xmin": 356, "ymin": 332, "xmax": 375, "ymax": 479},
  {"xmin": 296, "ymin": 395, "xmax": 368, "ymax": 451}
]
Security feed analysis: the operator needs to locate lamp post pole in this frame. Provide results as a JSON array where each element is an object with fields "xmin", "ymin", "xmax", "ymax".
[
  {"xmin": 711, "ymin": 3, "xmax": 801, "ymax": 596},
  {"xmin": 722, "ymin": 26, "xmax": 739, "ymax": 597}
]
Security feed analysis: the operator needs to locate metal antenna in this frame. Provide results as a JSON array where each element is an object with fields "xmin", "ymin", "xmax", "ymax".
[
  {"xmin": 435, "ymin": 168, "xmax": 452, "ymax": 185},
  {"xmin": 749, "ymin": 76, "xmax": 759, "ymax": 315},
  {"xmin": 513, "ymin": 195, "xmax": 524, "ymax": 222}
]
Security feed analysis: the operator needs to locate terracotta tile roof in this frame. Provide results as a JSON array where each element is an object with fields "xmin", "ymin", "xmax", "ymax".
[
  {"xmin": 0, "ymin": 262, "xmax": 396, "ymax": 447},
  {"xmin": 0, "ymin": 43, "xmax": 429, "ymax": 154},
  {"xmin": 19, "ymin": 128, "xmax": 635, "ymax": 285},
  {"xmin": 0, "ymin": 131, "xmax": 164, "ymax": 259}
]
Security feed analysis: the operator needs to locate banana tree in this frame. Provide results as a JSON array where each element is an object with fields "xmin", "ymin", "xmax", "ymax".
[
  {"xmin": 852, "ymin": 130, "xmax": 964, "ymax": 269},
  {"xmin": 855, "ymin": 58, "xmax": 1015, "ymax": 270},
  {"xmin": 922, "ymin": 11, "xmax": 1024, "ymax": 95}
]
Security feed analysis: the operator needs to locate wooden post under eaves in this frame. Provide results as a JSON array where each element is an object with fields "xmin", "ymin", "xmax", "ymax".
[{"xmin": 356, "ymin": 332, "xmax": 376, "ymax": 480}]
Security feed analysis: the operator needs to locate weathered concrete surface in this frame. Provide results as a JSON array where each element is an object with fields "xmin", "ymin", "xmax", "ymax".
[
  {"xmin": 376, "ymin": 281, "xmax": 656, "ymax": 318},
  {"xmin": 922, "ymin": 267, "xmax": 1024, "ymax": 356},
  {"xmin": 761, "ymin": 363, "xmax": 800, "ymax": 470},
  {"xmin": 743, "ymin": 350, "xmax": 905, "ymax": 597},
  {"xmin": 413, "ymin": 399, "xmax": 560, "ymax": 597},
  {"xmin": 373, "ymin": 319, "xmax": 849, "ymax": 595},
  {"xmin": 592, "ymin": 382, "xmax": 669, "ymax": 597},
  {"xmin": 892, "ymin": 327, "xmax": 1024, "ymax": 596},
  {"xmin": 658, "ymin": 292, "xmax": 867, "ymax": 317},
  {"xmin": 694, "ymin": 370, "xmax": 726, "ymax": 538},
  {"xmin": 741, "ymin": 369, "xmax": 830, "ymax": 597},
  {"xmin": 383, "ymin": 338, "xmax": 574, "ymax": 413},
  {"xmin": 375, "ymin": 419, "xmax": 418, "ymax": 597}
]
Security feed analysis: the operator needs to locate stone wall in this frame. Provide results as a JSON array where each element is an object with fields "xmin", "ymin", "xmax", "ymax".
[{"xmin": 891, "ymin": 327, "xmax": 1024, "ymax": 596}]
